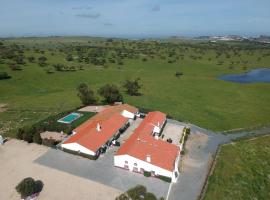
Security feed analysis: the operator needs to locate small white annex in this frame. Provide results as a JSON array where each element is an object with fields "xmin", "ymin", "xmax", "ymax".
[
  {"xmin": 0, "ymin": 135, "xmax": 3, "ymax": 145},
  {"xmin": 61, "ymin": 142, "xmax": 96, "ymax": 156}
]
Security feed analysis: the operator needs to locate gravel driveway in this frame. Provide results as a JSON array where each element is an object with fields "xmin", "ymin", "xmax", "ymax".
[{"xmin": 34, "ymin": 146, "xmax": 170, "ymax": 199}]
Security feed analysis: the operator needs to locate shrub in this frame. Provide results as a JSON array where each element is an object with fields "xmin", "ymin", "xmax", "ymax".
[
  {"xmin": 0, "ymin": 72, "xmax": 11, "ymax": 80},
  {"xmin": 166, "ymin": 138, "xmax": 172, "ymax": 143},
  {"xmin": 9, "ymin": 63, "xmax": 22, "ymax": 71},
  {"xmin": 157, "ymin": 175, "xmax": 171, "ymax": 183},
  {"xmin": 175, "ymin": 71, "xmax": 183, "ymax": 77},
  {"xmin": 45, "ymin": 67, "xmax": 54, "ymax": 74},
  {"xmin": 144, "ymin": 171, "xmax": 151, "ymax": 177},
  {"xmin": 16, "ymin": 177, "xmax": 40, "ymax": 198},
  {"xmin": 144, "ymin": 192, "xmax": 157, "ymax": 200},
  {"xmin": 115, "ymin": 193, "xmax": 129, "ymax": 200},
  {"xmin": 42, "ymin": 138, "xmax": 59, "ymax": 147},
  {"xmin": 16, "ymin": 128, "xmax": 24, "ymax": 140},
  {"xmin": 22, "ymin": 126, "xmax": 36, "ymax": 143},
  {"xmin": 66, "ymin": 54, "xmax": 73, "ymax": 61},
  {"xmin": 186, "ymin": 127, "xmax": 191, "ymax": 135},
  {"xmin": 33, "ymin": 132, "xmax": 42, "ymax": 144},
  {"xmin": 127, "ymin": 185, "xmax": 147, "ymax": 200}
]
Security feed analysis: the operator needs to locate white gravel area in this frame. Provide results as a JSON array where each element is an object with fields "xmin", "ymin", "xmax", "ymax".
[{"xmin": 78, "ymin": 105, "xmax": 110, "ymax": 113}]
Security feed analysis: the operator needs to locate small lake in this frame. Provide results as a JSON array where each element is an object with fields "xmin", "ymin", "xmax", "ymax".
[{"xmin": 219, "ymin": 68, "xmax": 270, "ymax": 83}]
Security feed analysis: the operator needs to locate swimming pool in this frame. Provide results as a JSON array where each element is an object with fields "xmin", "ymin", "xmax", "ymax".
[{"xmin": 57, "ymin": 113, "xmax": 82, "ymax": 124}]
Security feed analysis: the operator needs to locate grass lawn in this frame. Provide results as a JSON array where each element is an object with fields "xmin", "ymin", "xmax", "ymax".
[
  {"xmin": 1, "ymin": 37, "xmax": 270, "ymax": 136},
  {"xmin": 204, "ymin": 135, "xmax": 270, "ymax": 200}
]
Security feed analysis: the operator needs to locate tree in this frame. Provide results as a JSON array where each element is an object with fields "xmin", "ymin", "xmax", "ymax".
[
  {"xmin": 27, "ymin": 56, "xmax": 35, "ymax": 63},
  {"xmin": 98, "ymin": 84, "xmax": 123, "ymax": 104},
  {"xmin": 175, "ymin": 71, "xmax": 183, "ymax": 78},
  {"xmin": 16, "ymin": 178, "xmax": 37, "ymax": 198},
  {"xmin": 38, "ymin": 56, "xmax": 47, "ymax": 63},
  {"xmin": 77, "ymin": 83, "xmax": 96, "ymax": 105},
  {"xmin": 0, "ymin": 72, "xmax": 11, "ymax": 80},
  {"xmin": 66, "ymin": 54, "xmax": 73, "ymax": 61},
  {"xmin": 123, "ymin": 78, "xmax": 142, "ymax": 96},
  {"xmin": 115, "ymin": 193, "xmax": 129, "ymax": 200},
  {"xmin": 38, "ymin": 56, "xmax": 47, "ymax": 67},
  {"xmin": 144, "ymin": 193, "xmax": 157, "ymax": 200},
  {"xmin": 116, "ymin": 185, "xmax": 159, "ymax": 200}
]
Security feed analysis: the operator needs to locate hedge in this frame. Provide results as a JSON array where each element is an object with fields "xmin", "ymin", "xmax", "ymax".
[{"xmin": 157, "ymin": 175, "xmax": 172, "ymax": 183}]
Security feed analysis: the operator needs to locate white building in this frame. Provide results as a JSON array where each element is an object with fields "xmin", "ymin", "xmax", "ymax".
[
  {"xmin": 114, "ymin": 111, "xmax": 180, "ymax": 183},
  {"xmin": 61, "ymin": 104, "xmax": 138, "ymax": 158}
]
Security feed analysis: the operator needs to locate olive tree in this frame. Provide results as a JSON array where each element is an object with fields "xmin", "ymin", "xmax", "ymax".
[
  {"xmin": 98, "ymin": 84, "xmax": 123, "ymax": 104},
  {"xmin": 77, "ymin": 83, "xmax": 96, "ymax": 106}
]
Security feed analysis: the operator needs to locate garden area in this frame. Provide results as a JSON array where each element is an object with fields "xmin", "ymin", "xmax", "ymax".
[{"xmin": 15, "ymin": 109, "xmax": 95, "ymax": 145}]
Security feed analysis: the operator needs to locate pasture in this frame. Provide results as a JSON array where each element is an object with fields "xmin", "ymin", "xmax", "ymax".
[
  {"xmin": 0, "ymin": 37, "xmax": 270, "ymax": 136},
  {"xmin": 204, "ymin": 135, "xmax": 270, "ymax": 200}
]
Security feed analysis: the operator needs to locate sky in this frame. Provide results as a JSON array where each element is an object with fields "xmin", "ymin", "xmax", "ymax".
[{"xmin": 0, "ymin": 0, "xmax": 270, "ymax": 38}]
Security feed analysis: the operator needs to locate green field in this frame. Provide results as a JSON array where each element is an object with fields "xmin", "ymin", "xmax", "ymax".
[
  {"xmin": 204, "ymin": 135, "xmax": 270, "ymax": 200},
  {"xmin": 1, "ymin": 37, "xmax": 270, "ymax": 136}
]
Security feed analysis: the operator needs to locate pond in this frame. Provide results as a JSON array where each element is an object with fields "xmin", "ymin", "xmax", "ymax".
[{"xmin": 219, "ymin": 68, "xmax": 270, "ymax": 83}]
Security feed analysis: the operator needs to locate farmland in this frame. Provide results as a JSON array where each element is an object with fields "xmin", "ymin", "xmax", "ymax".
[
  {"xmin": 1, "ymin": 37, "xmax": 270, "ymax": 136},
  {"xmin": 204, "ymin": 135, "xmax": 270, "ymax": 200}
]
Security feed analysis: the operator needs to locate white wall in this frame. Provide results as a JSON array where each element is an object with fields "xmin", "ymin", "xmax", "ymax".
[
  {"xmin": 114, "ymin": 154, "xmax": 174, "ymax": 179},
  {"xmin": 61, "ymin": 143, "xmax": 96, "ymax": 156}
]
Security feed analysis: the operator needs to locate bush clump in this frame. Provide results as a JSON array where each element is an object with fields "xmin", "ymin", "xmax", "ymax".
[
  {"xmin": 0, "ymin": 72, "xmax": 11, "ymax": 80},
  {"xmin": 144, "ymin": 171, "xmax": 151, "ymax": 177},
  {"xmin": 16, "ymin": 177, "xmax": 43, "ymax": 198},
  {"xmin": 116, "ymin": 185, "xmax": 159, "ymax": 200},
  {"xmin": 127, "ymin": 185, "xmax": 147, "ymax": 199},
  {"xmin": 157, "ymin": 175, "xmax": 172, "ymax": 183}
]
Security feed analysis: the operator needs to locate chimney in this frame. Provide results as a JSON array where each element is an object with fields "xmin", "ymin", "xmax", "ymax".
[
  {"xmin": 146, "ymin": 155, "xmax": 151, "ymax": 163},
  {"xmin": 157, "ymin": 121, "xmax": 160, "ymax": 127},
  {"xmin": 96, "ymin": 123, "xmax": 101, "ymax": 132}
]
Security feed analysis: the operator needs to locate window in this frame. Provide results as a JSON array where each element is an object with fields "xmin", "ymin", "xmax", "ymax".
[
  {"xmin": 134, "ymin": 163, "xmax": 137, "ymax": 166},
  {"xmin": 125, "ymin": 161, "xmax": 128, "ymax": 164},
  {"xmin": 133, "ymin": 167, "xmax": 138, "ymax": 172}
]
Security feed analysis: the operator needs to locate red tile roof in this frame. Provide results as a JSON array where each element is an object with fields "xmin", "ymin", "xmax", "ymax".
[
  {"xmin": 63, "ymin": 104, "xmax": 137, "ymax": 153},
  {"xmin": 116, "ymin": 111, "xmax": 179, "ymax": 172}
]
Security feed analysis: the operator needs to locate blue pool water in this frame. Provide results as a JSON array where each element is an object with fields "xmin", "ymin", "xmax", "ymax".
[
  {"xmin": 57, "ymin": 113, "xmax": 82, "ymax": 124},
  {"xmin": 219, "ymin": 68, "xmax": 270, "ymax": 83}
]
